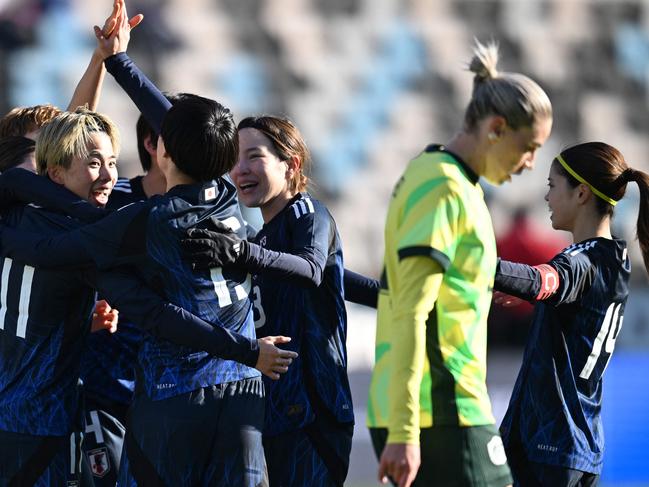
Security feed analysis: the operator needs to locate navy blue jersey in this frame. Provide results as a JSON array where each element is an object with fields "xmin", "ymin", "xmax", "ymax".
[
  {"xmin": 138, "ymin": 181, "xmax": 259, "ymax": 399},
  {"xmin": 251, "ymin": 193, "xmax": 353, "ymax": 435},
  {"xmin": 0, "ymin": 174, "xmax": 262, "ymax": 368},
  {"xmin": 107, "ymin": 176, "xmax": 146, "ymax": 210},
  {"xmin": 80, "ymin": 177, "xmax": 146, "ymax": 406},
  {"xmin": 45, "ymin": 179, "xmax": 260, "ymax": 400},
  {"xmin": 498, "ymin": 237, "xmax": 629, "ymax": 474},
  {"xmin": 0, "ymin": 205, "xmax": 95, "ymax": 436}
]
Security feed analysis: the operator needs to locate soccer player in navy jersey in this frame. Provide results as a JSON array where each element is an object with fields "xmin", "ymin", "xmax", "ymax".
[
  {"xmin": 184, "ymin": 115, "xmax": 355, "ymax": 487},
  {"xmin": 0, "ymin": 99, "xmax": 298, "ymax": 486},
  {"xmin": 0, "ymin": 4, "xmax": 298, "ymax": 485},
  {"xmin": 494, "ymin": 142, "xmax": 649, "ymax": 486},
  {"xmin": 79, "ymin": 92, "xmax": 188, "ymax": 486},
  {"xmin": 0, "ymin": 107, "xmax": 126, "ymax": 486},
  {"xmin": 109, "ymin": 92, "xmax": 189, "ymax": 207}
]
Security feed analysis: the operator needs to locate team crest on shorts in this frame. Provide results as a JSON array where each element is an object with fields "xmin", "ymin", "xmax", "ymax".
[
  {"xmin": 88, "ymin": 447, "xmax": 111, "ymax": 478},
  {"xmin": 487, "ymin": 435, "xmax": 508, "ymax": 466}
]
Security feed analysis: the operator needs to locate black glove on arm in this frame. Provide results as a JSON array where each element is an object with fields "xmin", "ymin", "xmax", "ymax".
[
  {"xmin": 182, "ymin": 225, "xmax": 246, "ymax": 269},
  {"xmin": 182, "ymin": 224, "xmax": 325, "ymax": 287}
]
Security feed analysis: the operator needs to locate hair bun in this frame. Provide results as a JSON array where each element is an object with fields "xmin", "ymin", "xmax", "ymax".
[{"xmin": 468, "ymin": 40, "xmax": 499, "ymax": 83}]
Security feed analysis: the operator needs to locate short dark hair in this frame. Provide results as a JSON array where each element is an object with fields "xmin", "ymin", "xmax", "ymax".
[
  {"xmin": 135, "ymin": 92, "xmax": 191, "ymax": 172},
  {"xmin": 0, "ymin": 136, "xmax": 35, "ymax": 172},
  {"xmin": 160, "ymin": 95, "xmax": 238, "ymax": 181}
]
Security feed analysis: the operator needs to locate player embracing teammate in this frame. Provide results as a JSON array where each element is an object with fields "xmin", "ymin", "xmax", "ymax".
[{"xmin": 0, "ymin": 2, "xmax": 644, "ymax": 486}]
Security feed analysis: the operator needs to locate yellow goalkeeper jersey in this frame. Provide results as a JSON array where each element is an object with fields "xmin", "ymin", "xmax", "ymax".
[{"xmin": 367, "ymin": 145, "xmax": 497, "ymax": 444}]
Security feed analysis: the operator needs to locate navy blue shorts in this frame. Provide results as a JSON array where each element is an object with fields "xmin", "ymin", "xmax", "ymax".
[
  {"xmin": 507, "ymin": 443, "xmax": 599, "ymax": 487},
  {"xmin": 0, "ymin": 429, "xmax": 83, "ymax": 486},
  {"xmin": 118, "ymin": 376, "xmax": 267, "ymax": 487},
  {"xmin": 264, "ymin": 408, "xmax": 353, "ymax": 487}
]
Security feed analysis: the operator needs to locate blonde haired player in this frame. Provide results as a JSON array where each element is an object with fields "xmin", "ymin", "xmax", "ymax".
[{"xmin": 369, "ymin": 40, "xmax": 552, "ymax": 487}]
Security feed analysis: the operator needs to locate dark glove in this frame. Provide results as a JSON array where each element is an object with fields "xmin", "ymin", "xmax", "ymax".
[{"xmin": 181, "ymin": 221, "xmax": 246, "ymax": 269}]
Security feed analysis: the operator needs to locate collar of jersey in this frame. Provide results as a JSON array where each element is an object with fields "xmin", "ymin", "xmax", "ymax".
[
  {"xmin": 166, "ymin": 179, "xmax": 232, "ymax": 206},
  {"xmin": 424, "ymin": 144, "xmax": 479, "ymax": 185},
  {"xmin": 264, "ymin": 192, "xmax": 306, "ymax": 228}
]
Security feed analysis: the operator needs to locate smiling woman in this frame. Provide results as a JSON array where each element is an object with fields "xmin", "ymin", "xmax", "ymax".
[
  {"xmin": 35, "ymin": 107, "xmax": 120, "ymax": 208},
  {"xmin": 226, "ymin": 115, "xmax": 354, "ymax": 487}
]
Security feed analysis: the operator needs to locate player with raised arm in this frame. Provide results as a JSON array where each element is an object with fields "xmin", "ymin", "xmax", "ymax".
[
  {"xmin": 0, "ymin": 101, "xmax": 295, "ymax": 485},
  {"xmin": 0, "ymin": 0, "xmax": 142, "ymax": 143},
  {"xmin": 369, "ymin": 41, "xmax": 552, "ymax": 487},
  {"xmin": 0, "ymin": 3, "xmax": 295, "ymax": 484},
  {"xmin": 494, "ymin": 142, "xmax": 649, "ymax": 486},
  {"xmin": 79, "ymin": 91, "xmax": 189, "ymax": 486}
]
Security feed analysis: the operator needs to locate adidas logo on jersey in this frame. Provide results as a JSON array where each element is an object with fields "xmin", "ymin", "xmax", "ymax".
[{"xmin": 291, "ymin": 197, "xmax": 315, "ymax": 219}]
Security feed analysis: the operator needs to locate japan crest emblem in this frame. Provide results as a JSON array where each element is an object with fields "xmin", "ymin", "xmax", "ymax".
[{"xmin": 88, "ymin": 447, "xmax": 110, "ymax": 478}]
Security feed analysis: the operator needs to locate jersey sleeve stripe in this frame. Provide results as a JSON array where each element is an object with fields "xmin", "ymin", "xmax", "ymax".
[
  {"xmin": 290, "ymin": 198, "xmax": 316, "ymax": 219},
  {"xmin": 397, "ymin": 246, "xmax": 450, "ymax": 271},
  {"xmin": 16, "ymin": 265, "xmax": 34, "ymax": 338},
  {"xmin": 0, "ymin": 258, "xmax": 12, "ymax": 328},
  {"xmin": 305, "ymin": 198, "xmax": 315, "ymax": 213}
]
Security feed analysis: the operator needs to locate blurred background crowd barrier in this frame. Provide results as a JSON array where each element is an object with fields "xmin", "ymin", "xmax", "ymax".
[{"xmin": 1, "ymin": 0, "xmax": 648, "ymax": 485}]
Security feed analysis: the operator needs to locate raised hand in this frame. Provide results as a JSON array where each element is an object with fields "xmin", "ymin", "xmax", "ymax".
[
  {"xmin": 102, "ymin": 0, "xmax": 143, "ymax": 37},
  {"xmin": 100, "ymin": 0, "xmax": 120, "ymax": 38},
  {"xmin": 255, "ymin": 336, "xmax": 298, "ymax": 380},
  {"xmin": 91, "ymin": 299, "xmax": 119, "ymax": 333},
  {"xmin": 94, "ymin": 0, "xmax": 144, "ymax": 59}
]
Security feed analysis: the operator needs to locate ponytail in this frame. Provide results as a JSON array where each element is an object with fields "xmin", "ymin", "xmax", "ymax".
[
  {"xmin": 463, "ymin": 40, "xmax": 552, "ymax": 131},
  {"xmin": 627, "ymin": 168, "xmax": 649, "ymax": 276}
]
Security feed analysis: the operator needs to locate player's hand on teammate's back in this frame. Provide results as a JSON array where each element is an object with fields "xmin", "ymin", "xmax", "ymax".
[
  {"xmin": 255, "ymin": 336, "xmax": 298, "ymax": 380},
  {"xmin": 91, "ymin": 299, "xmax": 119, "ymax": 333},
  {"xmin": 94, "ymin": 0, "xmax": 143, "ymax": 60},
  {"xmin": 182, "ymin": 225, "xmax": 244, "ymax": 269},
  {"xmin": 378, "ymin": 443, "xmax": 420, "ymax": 487}
]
